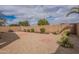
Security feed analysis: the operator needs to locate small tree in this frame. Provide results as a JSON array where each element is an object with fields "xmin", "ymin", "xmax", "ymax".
[
  {"xmin": 40, "ymin": 28, "xmax": 45, "ymax": 33},
  {"xmin": 19, "ymin": 20, "xmax": 30, "ymax": 26},
  {"xmin": 66, "ymin": 7, "xmax": 79, "ymax": 34},
  {"xmin": 38, "ymin": 18, "xmax": 49, "ymax": 25},
  {"xmin": 19, "ymin": 21, "xmax": 30, "ymax": 31}
]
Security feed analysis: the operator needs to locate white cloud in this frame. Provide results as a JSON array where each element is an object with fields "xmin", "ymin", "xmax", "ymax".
[
  {"xmin": 52, "ymin": 14, "xmax": 79, "ymax": 24},
  {"xmin": 0, "ymin": 5, "xmax": 79, "ymax": 25}
]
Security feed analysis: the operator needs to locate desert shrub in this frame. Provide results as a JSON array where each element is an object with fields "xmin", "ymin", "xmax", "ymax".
[
  {"xmin": 64, "ymin": 31, "xmax": 70, "ymax": 36},
  {"xmin": 31, "ymin": 28, "xmax": 35, "ymax": 32},
  {"xmin": 8, "ymin": 29, "xmax": 14, "ymax": 32},
  {"xmin": 27, "ymin": 29, "xmax": 30, "ymax": 32},
  {"xmin": 40, "ymin": 28, "xmax": 45, "ymax": 33},
  {"xmin": 23, "ymin": 29, "xmax": 26, "ymax": 32},
  {"xmin": 57, "ymin": 35, "xmax": 73, "ymax": 48}
]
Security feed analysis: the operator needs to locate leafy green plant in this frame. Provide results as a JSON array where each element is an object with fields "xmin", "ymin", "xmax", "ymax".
[
  {"xmin": 31, "ymin": 28, "xmax": 35, "ymax": 32},
  {"xmin": 27, "ymin": 29, "xmax": 30, "ymax": 32},
  {"xmin": 64, "ymin": 31, "xmax": 70, "ymax": 36},
  {"xmin": 57, "ymin": 35, "xmax": 73, "ymax": 48},
  {"xmin": 40, "ymin": 28, "xmax": 45, "ymax": 33},
  {"xmin": 38, "ymin": 19, "xmax": 49, "ymax": 25},
  {"xmin": 19, "ymin": 20, "xmax": 30, "ymax": 26}
]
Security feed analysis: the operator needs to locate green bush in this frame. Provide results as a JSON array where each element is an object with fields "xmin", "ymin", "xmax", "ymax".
[
  {"xmin": 19, "ymin": 21, "xmax": 30, "ymax": 26},
  {"xmin": 27, "ymin": 29, "xmax": 30, "ymax": 32},
  {"xmin": 31, "ymin": 28, "xmax": 35, "ymax": 32},
  {"xmin": 57, "ymin": 35, "xmax": 73, "ymax": 48},
  {"xmin": 40, "ymin": 28, "xmax": 45, "ymax": 33},
  {"xmin": 64, "ymin": 31, "xmax": 70, "ymax": 36},
  {"xmin": 23, "ymin": 29, "xmax": 26, "ymax": 32},
  {"xmin": 38, "ymin": 19, "xmax": 49, "ymax": 25}
]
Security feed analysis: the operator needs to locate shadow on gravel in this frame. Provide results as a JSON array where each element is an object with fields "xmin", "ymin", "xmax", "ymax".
[{"xmin": 0, "ymin": 32, "xmax": 19, "ymax": 49}]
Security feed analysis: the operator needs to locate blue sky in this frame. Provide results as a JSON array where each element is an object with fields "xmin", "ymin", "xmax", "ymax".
[
  {"xmin": 3, "ymin": 15, "xmax": 16, "ymax": 21},
  {"xmin": 0, "ymin": 5, "xmax": 79, "ymax": 25}
]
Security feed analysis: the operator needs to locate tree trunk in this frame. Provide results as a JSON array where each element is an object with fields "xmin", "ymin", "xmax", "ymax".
[{"xmin": 71, "ymin": 24, "xmax": 77, "ymax": 34}]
